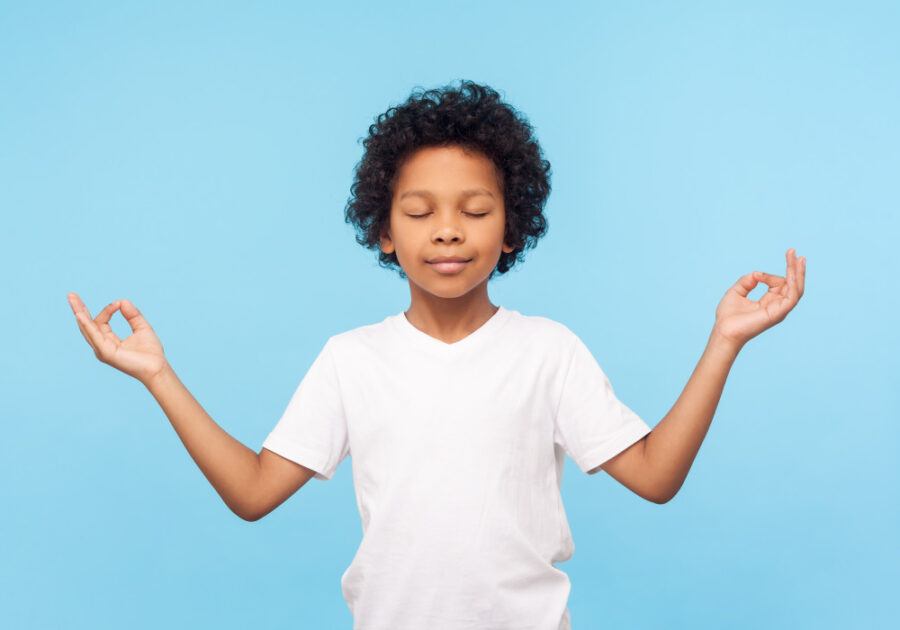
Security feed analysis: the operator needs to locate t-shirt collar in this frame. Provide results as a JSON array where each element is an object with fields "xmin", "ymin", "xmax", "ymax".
[{"xmin": 393, "ymin": 305, "xmax": 511, "ymax": 355}]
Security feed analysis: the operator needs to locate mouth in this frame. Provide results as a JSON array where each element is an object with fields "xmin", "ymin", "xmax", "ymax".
[{"xmin": 427, "ymin": 260, "xmax": 470, "ymax": 274}]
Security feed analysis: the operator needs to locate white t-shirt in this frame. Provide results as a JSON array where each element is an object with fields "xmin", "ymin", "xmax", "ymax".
[{"xmin": 262, "ymin": 305, "xmax": 652, "ymax": 630}]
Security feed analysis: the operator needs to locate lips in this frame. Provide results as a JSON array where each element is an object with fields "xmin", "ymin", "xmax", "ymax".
[
  {"xmin": 427, "ymin": 256, "xmax": 471, "ymax": 263},
  {"xmin": 428, "ymin": 259, "xmax": 470, "ymax": 274}
]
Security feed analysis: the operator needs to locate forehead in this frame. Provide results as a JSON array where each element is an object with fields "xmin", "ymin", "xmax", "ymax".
[{"xmin": 393, "ymin": 145, "xmax": 501, "ymax": 198}]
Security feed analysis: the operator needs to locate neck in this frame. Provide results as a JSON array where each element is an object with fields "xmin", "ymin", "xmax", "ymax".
[{"xmin": 404, "ymin": 281, "xmax": 498, "ymax": 344}]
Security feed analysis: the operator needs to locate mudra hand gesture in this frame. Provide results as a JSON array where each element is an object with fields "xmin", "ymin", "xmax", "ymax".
[
  {"xmin": 712, "ymin": 248, "xmax": 807, "ymax": 349},
  {"xmin": 67, "ymin": 293, "xmax": 168, "ymax": 385}
]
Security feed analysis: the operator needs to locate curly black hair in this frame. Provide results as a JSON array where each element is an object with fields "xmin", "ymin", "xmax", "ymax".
[{"xmin": 344, "ymin": 79, "xmax": 552, "ymax": 280}]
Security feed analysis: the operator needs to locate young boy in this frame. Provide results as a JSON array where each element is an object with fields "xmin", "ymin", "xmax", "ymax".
[{"xmin": 67, "ymin": 80, "xmax": 806, "ymax": 629}]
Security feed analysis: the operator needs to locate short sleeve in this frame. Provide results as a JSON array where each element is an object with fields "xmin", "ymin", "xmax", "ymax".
[
  {"xmin": 553, "ymin": 334, "xmax": 652, "ymax": 475},
  {"xmin": 262, "ymin": 338, "xmax": 350, "ymax": 481}
]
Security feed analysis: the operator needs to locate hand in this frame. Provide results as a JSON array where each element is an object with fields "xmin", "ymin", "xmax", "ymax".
[
  {"xmin": 711, "ymin": 248, "xmax": 806, "ymax": 348},
  {"xmin": 67, "ymin": 293, "xmax": 169, "ymax": 385}
]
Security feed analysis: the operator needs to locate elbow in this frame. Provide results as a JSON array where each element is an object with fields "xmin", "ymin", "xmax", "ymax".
[
  {"xmin": 238, "ymin": 501, "xmax": 278, "ymax": 522},
  {"xmin": 646, "ymin": 484, "xmax": 678, "ymax": 505},
  {"xmin": 232, "ymin": 500, "xmax": 263, "ymax": 522},
  {"xmin": 237, "ymin": 502, "xmax": 271, "ymax": 522}
]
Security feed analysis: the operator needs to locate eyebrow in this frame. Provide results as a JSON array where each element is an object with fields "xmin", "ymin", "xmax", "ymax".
[{"xmin": 398, "ymin": 188, "xmax": 495, "ymax": 201}]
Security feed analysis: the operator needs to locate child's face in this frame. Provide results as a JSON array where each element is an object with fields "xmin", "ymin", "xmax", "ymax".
[{"xmin": 380, "ymin": 144, "xmax": 514, "ymax": 300}]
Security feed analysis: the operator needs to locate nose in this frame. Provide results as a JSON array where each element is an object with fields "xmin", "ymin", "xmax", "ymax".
[{"xmin": 432, "ymin": 223, "xmax": 464, "ymax": 244}]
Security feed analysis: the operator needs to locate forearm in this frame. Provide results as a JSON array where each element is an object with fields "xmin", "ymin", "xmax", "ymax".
[
  {"xmin": 144, "ymin": 364, "xmax": 261, "ymax": 520},
  {"xmin": 643, "ymin": 329, "xmax": 741, "ymax": 502}
]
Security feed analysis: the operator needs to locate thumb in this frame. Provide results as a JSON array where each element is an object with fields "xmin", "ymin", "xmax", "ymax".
[{"xmin": 119, "ymin": 298, "xmax": 152, "ymax": 333}]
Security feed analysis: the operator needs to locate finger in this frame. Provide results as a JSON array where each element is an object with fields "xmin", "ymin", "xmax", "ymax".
[
  {"xmin": 730, "ymin": 272, "xmax": 761, "ymax": 298},
  {"xmin": 68, "ymin": 293, "xmax": 112, "ymax": 356},
  {"xmin": 67, "ymin": 292, "xmax": 97, "ymax": 333},
  {"xmin": 119, "ymin": 298, "xmax": 152, "ymax": 334},
  {"xmin": 796, "ymin": 254, "xmax": 806, "ymax": 297},
  {"xmin": 784, "ymin": 249, "xmax": 796, "ymax": 301},
  {"xmin": 67, "ymin": 292, "xmax": 90, "ymax": 318},
  {"xmin": 752, "ymin": 270, "xmax": 785, "ymax": 288},
  {"xmin": 788, "ymin": 248, "xmax": 806, "ymax": 304},
  {"xmin": 94, "ymin": 300, "xmax": 122, "ymax": 337},
  {"xmin": 68, "ymin": 295, "xmax": 102, "ymax": 353},
  {"xmin": 771, "ymin": 293, "xmax": 794, "ymax": 321},
  {"xmin": 798, "ymin": 256, "xmax": 806, "ymax": 296},
  {"xmin": 72, "ymin": 310, "xmax": 100, "ymax": 354}
]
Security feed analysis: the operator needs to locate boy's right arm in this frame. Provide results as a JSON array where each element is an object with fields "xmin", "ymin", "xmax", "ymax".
[
  {"xmin": 68, "ymin": 293, "xmax": 316, "ymax": 522},
  {"xmin": 145, "ymin": 365, "xmax": 317, "ymax": 521}
]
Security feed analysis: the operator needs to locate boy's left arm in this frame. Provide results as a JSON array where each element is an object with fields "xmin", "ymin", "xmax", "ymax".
[{"xmin": 600, "ymin": 248, "xmax": 806, "ymax": 504}]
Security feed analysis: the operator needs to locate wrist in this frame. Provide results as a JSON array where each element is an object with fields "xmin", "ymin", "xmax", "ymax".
[
  {"xmin": 708, "ymin": 327, "xmax": 743, "ymax": 358},
  {"xmin": 143, "ymin": 361, "xmax": 175, "ymax": 392}
]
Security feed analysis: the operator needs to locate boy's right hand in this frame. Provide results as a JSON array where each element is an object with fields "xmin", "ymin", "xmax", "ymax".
[{"xmin": 67, "ymin": 293, "xmax": 168, "ymax": 386}]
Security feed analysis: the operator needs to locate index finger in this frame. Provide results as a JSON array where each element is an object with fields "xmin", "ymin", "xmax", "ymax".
[
  {"xmin": 752, "ymin": 271, "xmax": 785, "ymax": 287},
  {"xmin": 67, "ymin": 292, "xmax": 93, "ymax": 319},
  {"xmin": 68, "ymin": 292, "xmax": 104, "ymax": 352},
  {"xmin": 94, "ymin": 300, "xmax": 122, "ymax": 334}
]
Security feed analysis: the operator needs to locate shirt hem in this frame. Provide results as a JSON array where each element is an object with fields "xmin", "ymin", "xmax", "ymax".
[
  {"xmin": 578, "ymin": 421, "xmax": 653, "ymax": 475},
  {"xmin": 261, "ymin": 433, "xmax": 333, "ymax": 481}
]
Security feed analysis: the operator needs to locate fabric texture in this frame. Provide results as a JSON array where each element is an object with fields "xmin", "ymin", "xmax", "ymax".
[{"xmin": 262, "ymin": 306, "xmax": 652, "ymax": 629}]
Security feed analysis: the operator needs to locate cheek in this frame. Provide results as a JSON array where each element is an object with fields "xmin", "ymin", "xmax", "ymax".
[{"xmin": 489, "ymin": 220, "xmax": 508, "ymax": 248}]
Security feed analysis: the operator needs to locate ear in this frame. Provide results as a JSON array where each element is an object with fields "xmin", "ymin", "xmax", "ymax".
[
  {"xmin": 379, "ymin": 226, "xmax": 395, "ymax": 255},
  {"xmin": 500, "ymin": 214, "xmax": 514, "ymax": 254}
]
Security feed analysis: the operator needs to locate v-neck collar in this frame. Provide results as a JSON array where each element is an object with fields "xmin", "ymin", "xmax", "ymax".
[{"xmin": 393, "ymin": 305, "xmax": 511, "ymax": 356}]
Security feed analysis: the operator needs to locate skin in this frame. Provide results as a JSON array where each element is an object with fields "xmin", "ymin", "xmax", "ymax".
[
  {"xmin": 379, "ymin": 145, "xmax": 808, "ymax": 504},
  {"xmin": 67, "ymin": 142, "xmax": 807, "ymax": 514},
  {"xmin": 379, "ymin": 144, "xmax": 515, "ymax": 344},
  {"xmin": 600, "ymin": 248, "xmax": 806, "ymax": 502}
]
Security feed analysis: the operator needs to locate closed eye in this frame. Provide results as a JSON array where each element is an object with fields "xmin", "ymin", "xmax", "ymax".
[{"xmin": 406, "ymin": 212, "xmax": 489, "ymax": 218}]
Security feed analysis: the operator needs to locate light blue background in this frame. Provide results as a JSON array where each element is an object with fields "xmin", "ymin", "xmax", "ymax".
[{"xmin": 2, "ymin": 1, "xmax": 897, "ymax": 628}]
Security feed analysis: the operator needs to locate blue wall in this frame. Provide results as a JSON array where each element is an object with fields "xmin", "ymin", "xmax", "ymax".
[{"xmin": 2, "ymin": 1, "xmax": 896, "ymax": 627}]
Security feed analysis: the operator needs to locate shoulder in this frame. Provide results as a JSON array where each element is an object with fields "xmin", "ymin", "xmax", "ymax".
[
  {"xmin": 506, "ymin": 308, "xmax": 579, "ymax": 343},
  {"xmin": 503, "ymin": 309, "xmax": 581, "ymax": 359},
  {"xmin": 321, "ymin": 313, "xmax": 397, "ymax": 357}
]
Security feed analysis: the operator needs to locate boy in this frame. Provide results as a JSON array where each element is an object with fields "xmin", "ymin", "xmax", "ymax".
[{"xmin": 67, "ymin": 80, "xmax": 806, "ymax": 629}]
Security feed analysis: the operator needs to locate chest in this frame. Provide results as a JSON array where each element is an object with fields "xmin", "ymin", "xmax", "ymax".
[{"xmin": 340, "ymin": 346, "xmax": 561, "ymax": 479}]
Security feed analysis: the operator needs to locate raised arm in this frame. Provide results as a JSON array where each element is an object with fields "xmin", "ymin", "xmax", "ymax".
[
  {"xmin": 601, "ymin": 333, "xmax": 739, "ymax": 503},
  {"xmin": 143, "ymin": 364, "xmax": 267, "ymax": 520},
  {"xmin": 67, "ymin": 293, "xmax": 315, "ymax": 521},
  {"xmin": 601, "ymin": 248, "xmax": 806, "ymax": 503},
  {"xmin": 146, "ymin": 367, "xmax": 319, "ymax": 520}
]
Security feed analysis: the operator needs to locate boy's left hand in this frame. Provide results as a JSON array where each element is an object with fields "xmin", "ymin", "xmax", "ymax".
[{"xmin": 711, "ymin": 248, "xmax": 806, "ymax": 349}]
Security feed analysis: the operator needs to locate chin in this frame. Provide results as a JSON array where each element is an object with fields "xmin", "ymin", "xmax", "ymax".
[
  {"xmin": 418, "ymin": 284, "xmax": 475, "ymax": 299},
  {"xmin": 422, "ymin": 279, "xmax": 493, "ymax": 301}
]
